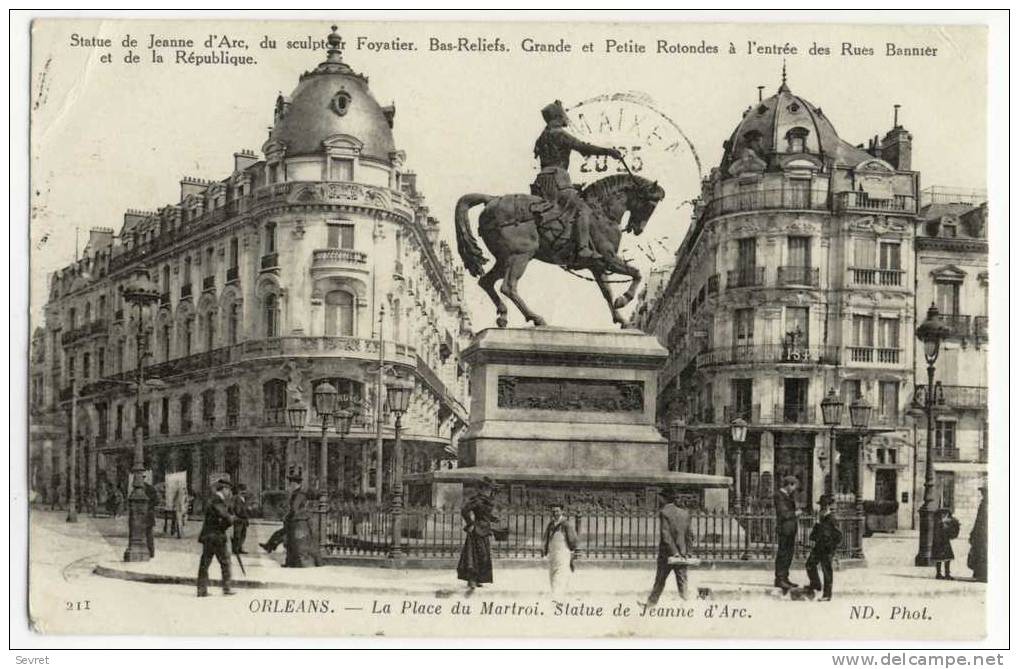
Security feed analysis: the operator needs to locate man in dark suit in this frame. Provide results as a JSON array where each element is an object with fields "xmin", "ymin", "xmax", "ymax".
[
  {"xmin": 231, "ymin": 483, "xmax": 251, "ymax": 554},
  {"xmin": 142, "ymin": 472, "xmax": 159, "ymax": 558},
  {"xmin": 644, "ymin": 488, "xmax": 696, "ymax": 605},
  {"xmin": 805, "ymin": 494, "xmax": 842, "ymax": 600},
  {"xmin": 197, "ymin": 477, "xmax": 235, "ymax": 597},
  {"xmin": 774, "ymin": 475, "xmax": 800, "ymax": 590}
]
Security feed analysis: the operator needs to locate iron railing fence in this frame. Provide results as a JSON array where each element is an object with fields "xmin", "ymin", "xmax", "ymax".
[{"xmin": 318, "ymin": 504, "xmax": 864, "ymax": 562}]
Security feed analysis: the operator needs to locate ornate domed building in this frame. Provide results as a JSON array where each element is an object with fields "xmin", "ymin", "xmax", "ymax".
[
  {"xmin": 37, "ymin": 27, "xmax": 473, "ymax": 518},
  {"xmin": 636, "ymin": 71, "xmax": 919, "ymax": 529}
]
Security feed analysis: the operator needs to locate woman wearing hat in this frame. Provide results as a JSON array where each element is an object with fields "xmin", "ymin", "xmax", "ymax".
[{"xmin": 457, "ymin": 477, "xmax": 500, "ymax": 590}]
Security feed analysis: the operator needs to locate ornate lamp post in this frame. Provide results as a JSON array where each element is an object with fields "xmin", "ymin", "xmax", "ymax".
[
  {"xmin": 848, "ymin": 394, "xmax": 873, "ymax": 515},
  {"xmin": 729, "ymin": 417, "xmax": 749, "ymax": 510},
  {"xmin": 914, "ymin": 304, "xmax": 950, "ymax": 566},
  {"xmin": 820, "ymin": 388, "xmax": 844, "ymax": 498},
  {"xmin": 313, "ymin": 382, "xmax": 339, "ymax": 505},
  {"xmin": 120, "ymin": 267, "xmax": 161, "ymax": 562},
  {"xmin": 668, "ymin": 418, "xmax": 686, "ymax": 472},
  {"xmin": 386, "ymin": 378, "xmax": 414, "ymax": 558}
]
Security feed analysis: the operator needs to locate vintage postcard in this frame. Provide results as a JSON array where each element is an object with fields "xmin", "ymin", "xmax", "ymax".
[{"xmin": 22, "ymin": 14, "xmax": 1001, "ymax": 643}]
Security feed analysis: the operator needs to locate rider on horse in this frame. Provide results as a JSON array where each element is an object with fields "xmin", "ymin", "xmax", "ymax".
[{"xmin": 531, "ymin": 100, "xmax": 623, "ymax": 262}]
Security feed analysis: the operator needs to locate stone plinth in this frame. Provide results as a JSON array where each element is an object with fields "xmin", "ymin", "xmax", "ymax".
[{"xmin": 408, "ymin": 327, "xmax": 730, "ymax": 511}]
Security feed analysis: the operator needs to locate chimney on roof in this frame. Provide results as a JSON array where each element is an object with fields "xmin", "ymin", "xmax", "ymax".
[
  {"xmin": 88, "ymin": 227, "xmax": 114, "ymax": 252},
  {"xmin": 881, "ymin": 104, "xmax": 912, "ymax": 170},
  {"xmin": 180, "ymin": 177, "xmax": 209, "ymax": 201},
  {"xmin": 234, "ymin": 149, "xmax": 259, "ymax": 173}
]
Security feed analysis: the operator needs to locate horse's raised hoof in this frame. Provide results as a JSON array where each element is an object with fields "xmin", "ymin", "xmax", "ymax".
[{"xmin": 496, "ymin": 316, "xmax": 508, "ymax": 328}]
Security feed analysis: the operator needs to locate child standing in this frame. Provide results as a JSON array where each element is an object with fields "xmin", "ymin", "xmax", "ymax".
[
  {"xmin": 932, "ymin": 508, "xmax": 961, "ymax": 580},
  {"xmin": 806, "ymin": 494, "xmax": 843, "ymax": 601}
]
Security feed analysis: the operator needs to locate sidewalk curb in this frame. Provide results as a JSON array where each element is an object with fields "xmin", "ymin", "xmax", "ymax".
[{"xmin": 92, "ymin": 564, "xmax": 984, "ymax": 600}]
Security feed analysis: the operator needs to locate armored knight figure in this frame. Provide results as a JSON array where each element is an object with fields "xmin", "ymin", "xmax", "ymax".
[{"xmin": 531, "ymin": 100, "xmax": 622, "ymax": 261}]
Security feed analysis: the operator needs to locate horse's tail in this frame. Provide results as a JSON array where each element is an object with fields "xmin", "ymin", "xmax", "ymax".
[{"xmin": 454, "ymin": 193, "xmax": 494, "ymax": 277}]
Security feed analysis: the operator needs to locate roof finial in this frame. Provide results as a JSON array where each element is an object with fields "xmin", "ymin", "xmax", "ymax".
[
  {"xmin": 326, "ymin": 24, "xmax": 343, "ymax": 63},
  {"xmin": 779, "ymin": 58, "xmax": 789, "ymax": 92},
  {"xmin": 757, "ymin": 85, "xmax": 765, "ymax": 102},
  {"xmin": 893, "ymin": 104, "xmax": 901, "ymax": 128}
]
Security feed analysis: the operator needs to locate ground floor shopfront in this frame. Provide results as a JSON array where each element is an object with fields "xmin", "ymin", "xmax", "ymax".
[{"xmin": 675, "ymin": 427, "xmax": 912, "ymax": 521}]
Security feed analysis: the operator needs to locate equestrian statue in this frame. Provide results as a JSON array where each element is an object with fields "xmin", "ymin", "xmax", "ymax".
[{"xmin": 455, "ymin": 100, "xmax": 665, "ymax": 328}]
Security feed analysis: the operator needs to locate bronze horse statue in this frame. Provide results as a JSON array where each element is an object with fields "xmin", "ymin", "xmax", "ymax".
[{"xmin": 455, "ymin": 174, "xmax": 665, "ymax": 328}]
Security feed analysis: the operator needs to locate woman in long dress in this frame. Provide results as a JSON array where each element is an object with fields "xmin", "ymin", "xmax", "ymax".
[
  {"xmin": 457, "ymin": 478, "xmax": 499, "ymax": 590},
  {"xmin": 542, "ymin": 505, "xmax": 579, "ymax": 594}
]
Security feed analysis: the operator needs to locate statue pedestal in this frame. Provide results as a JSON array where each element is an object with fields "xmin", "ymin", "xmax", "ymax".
[{"xmin": 408, "ymin": 327, "xmax": 729, "ymax": 510}]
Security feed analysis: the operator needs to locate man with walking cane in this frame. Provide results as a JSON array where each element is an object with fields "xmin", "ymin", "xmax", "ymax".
[{"xmin": 196, "ymin": 476, "xmax": 236, "ymax": 597}]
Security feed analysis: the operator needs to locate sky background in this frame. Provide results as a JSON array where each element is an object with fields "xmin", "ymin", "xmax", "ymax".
[{"xmin": 29, "ymin": 18, "xmax": 988, "ymax": 331}]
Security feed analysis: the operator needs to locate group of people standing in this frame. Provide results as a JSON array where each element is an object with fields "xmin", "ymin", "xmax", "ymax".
[{"xmin": 452, "ymin": 475, "xmax": 989, "ymax": 603}]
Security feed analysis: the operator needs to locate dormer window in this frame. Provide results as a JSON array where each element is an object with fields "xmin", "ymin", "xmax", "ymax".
[
  {"xmin": 942, "ymin": 223, "xmax": 957, "ymax": 238},
  {"xmin": 785, "ymin": 127, "xmax": 809, "ymax": 153}
]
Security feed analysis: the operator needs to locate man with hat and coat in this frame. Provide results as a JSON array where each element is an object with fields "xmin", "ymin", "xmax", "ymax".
[
  {"xmin": 643, "ymin": 487, "xmax": 696, "ymax": 606},
  {"xmin": 196, "ymin": 476, "xmax": 235, "ymax": 597},
  {"xmin": 457, "ymin": 477, "xmax": 500, "ymax": 590},
  {"xmin": 805, "ymin": 494, "xmax": 842, "ymax": 601}
]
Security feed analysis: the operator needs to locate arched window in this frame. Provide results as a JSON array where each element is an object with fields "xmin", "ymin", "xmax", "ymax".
[
  {"xmin": 785, "ymin": 127, "xmax": 810, "ymax": 154},
  {"xmin": 228, "ymin": 303, "xmax": 240, "ymax": 344},
  {"xmin": 324, "ymin": 290, "xmax": 354, "ymax": 336},
  {"xmin": 263, "ymin": 294, "xmax": 279, "ymax": 337}
]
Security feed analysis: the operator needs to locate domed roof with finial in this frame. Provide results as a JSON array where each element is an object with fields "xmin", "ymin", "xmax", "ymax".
[
  {"xmin": 269, "ymin": 25, "xmax": 396, "ymax": 160},
  {"xmin": 719, "ymin": 62, "xmax": 873, "ymax": 175}
]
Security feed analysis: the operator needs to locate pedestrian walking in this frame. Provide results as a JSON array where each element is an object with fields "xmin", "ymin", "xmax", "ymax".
[
  {"xmin": 457, "ymin": 477, "xmax": 499, "ymax": 590},
  {"xmin": 171, "ymin": 485, "xmax": 187, "ymax": 538},
  {"xmin": 231, "ymin": 483, "xmax": 251, "ymax": 554},
  {"xmin": 805, "ymin": 494, "xmax": 842, "ymax": 601},
  {"xmin": 642, "ymin": 488, "xmax": 696, "ymax": 606},
  {"xmin": 541, "ymin": 504, "xmax": 578, "ymax": 594},
  {"xmin": 774, "ymin": 475, "xmax": 800, "ymax": 590},
  {"xmin": 196, "ymin": 476, "xmax": 236, "ymax": 597},
  {"xmin": 932, "ymin": 507, "xmax": 960, "ymax": 580},
  {"xmin": 968, "ymin": 485, "xmax": 987, "ymax": 582}
]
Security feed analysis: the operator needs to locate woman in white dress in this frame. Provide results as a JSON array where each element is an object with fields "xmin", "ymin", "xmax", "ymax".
[{"xmin": 542, "ymin": 505, "xmax": 579, "ymax": 594}]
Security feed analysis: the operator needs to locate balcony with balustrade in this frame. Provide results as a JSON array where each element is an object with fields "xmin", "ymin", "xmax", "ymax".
[
  {"xmin": 60, "ymin": 319, "xmax": 109, "ymax": 346},
  {"xmin": 697, "ymin": 344, "xmax": 840, "ymax": 368},
  {"xmin": 847, "ymin": 347, "xmax": 902, "ymax": 366},
  {"xmin": 777, "ymin": 266, "xmax": 820, "ymax": 287},
  {"xmin": 723, "ymin": 404, "xmax": 761, "ymax": 423},
  {"xmin": 916, "ymin": 384, "xmax": 987, "ymax": 411},
  {"xmin": 701, "ymin": 186, "xmax": 831, "ymax": 220},
  {"xmin": 848, "ymin": 267, "xmax": 905, "ymax": 287},
  {"xmin": 311, "ymin": 248, "xmax": 369, "ymax": 278},
  {"xmin": 834, "ymin": 191, "xmax": 917, "ymax": 214},
  {"xmin": 974, "ymin": 316, "xmax": 988, "ymax": 339},
  {"xmin": 726, "ymin": 267, "xmax": 765, "ymax": 289},
  {"xmin": 774, "ymin": 404, "xmax": 816, "ymax": 425}
]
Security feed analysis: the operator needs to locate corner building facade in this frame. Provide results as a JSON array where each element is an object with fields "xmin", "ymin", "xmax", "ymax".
[
  {"xmin": 39, "ymin": 29, "xmax": 472, "ymax": 517},
  {"xmin": 637, "ymin": 78, "xmax": 918, "ymax": 523}
]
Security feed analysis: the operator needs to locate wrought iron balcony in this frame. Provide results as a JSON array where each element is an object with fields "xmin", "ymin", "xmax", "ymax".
[
  {"xmin": 941, "ymin": 314, "xmax": 971, "ymax": 338},
  {"xmin": 917, "ymin": 384, "xmax": 988, "ymax": 410},
  {"xmin": 774, "ymin": 404, "xmax": 816, "ymax": 425},
  {"xmin": 263, "ymin": 408, "xmax": 287, "ymax": 426},
  {"xmin": 932, "ymin": 447, "xmax": 960, "ymax": 462},
  {"xmin": 723, "ymin": 404, "xmax": 761, "ymax": 423},
  {"xmin": 848, "ymin": 267, "xmax": 905, "ymax": 287},
  {"xmin": 60, "ymin": 319, "xmax": 109, "ymax": 345},
  {"xmin": 202, "ymin": 276, "xmax": 215, "ymax": 293},
  {"xmin": 707, "ymin": 273, "xmax": 720, "ymax": 295},
  {"xmin": 180, "ymin": 283, "xmax": 192, "ymax": 300},
  {"xmin": 777, "ymin": 266, "xmax": 820, "ymax": 287},
  {"xmin": 689, "ymin": 405, "xmax": 715, "ymax": 424},
  {"xmin": 726, "ymin": 267, "xmax": 765, "ymax": 288},
  {"xmin": 697, "ymin": 344, "xmax": 839, "ymax": 368},
  {"xmin": 974, "ymin": 316, "xmax": 988, "ymax": 339},
  {"xmin": 226, "ymin": 266, "xmax": 239, "ymax": 284},
  {"xmin": 834, "ymin": 191, "xmax": 917, "ymax": 214}
]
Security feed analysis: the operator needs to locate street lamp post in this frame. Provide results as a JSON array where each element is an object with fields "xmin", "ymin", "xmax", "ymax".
[
  {"xmin": 820, "ymin": 389, "xmax": 844, "ymax": 498},
  {"xmin": 914, "ymin": 304, "xmax": 950, "ymax": 567},
  {"xmin": 730, "ymin": 418, "xmax": 749, "ymax": 511},
  {"xmin": 121, "ymin": 267, "xmax": 161, "ymax": 563},
  {"xmin": 386, "ymin": 378, "xmax": 414, "ymax": 559},
  {"xmin": 848, "ymin": 395, "xmax": 873, "ymax": 515},
  {"xmin": 313, "ymin": 382, "xmax": 339, "ymax": 511}
]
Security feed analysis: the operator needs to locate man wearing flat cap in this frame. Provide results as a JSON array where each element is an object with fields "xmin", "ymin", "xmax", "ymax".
[
  {"xmin": 196, "ymin": 476, "xmax": 235, "ymax": 597},
  {"xmin": 643, "ymin": 487, "xmax": 696, "ymax": 605}
]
